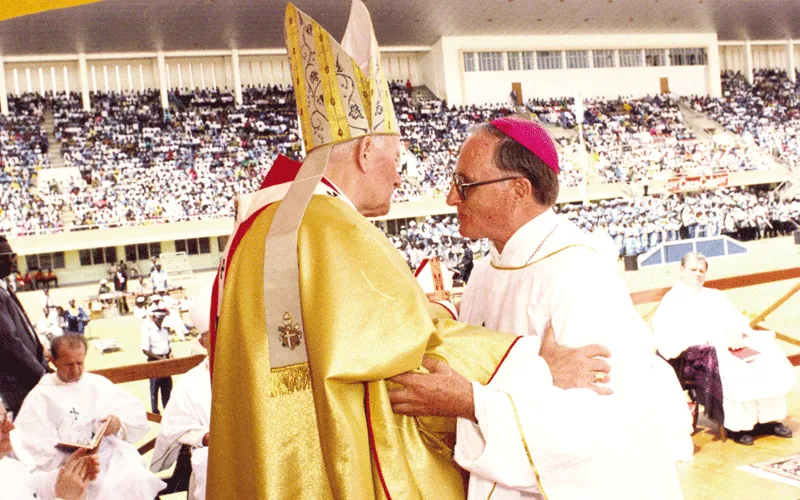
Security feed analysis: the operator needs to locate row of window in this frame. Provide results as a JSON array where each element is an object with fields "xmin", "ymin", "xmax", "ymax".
[
  {"xmin": 464, "ymin": 48, "xmax": 707, "ymax": 72},
  {"xmin": 25, "ymin": 252, "xmax": 66, "ymax": 271},
  {"xmin": 22, "ymin": 237, "xmax": 229, "ymax": 271}
]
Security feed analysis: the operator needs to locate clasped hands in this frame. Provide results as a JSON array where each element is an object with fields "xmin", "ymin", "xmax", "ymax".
[{"xmin": 388, "ymin": 326, "xmax": 612, "ymax": 419}]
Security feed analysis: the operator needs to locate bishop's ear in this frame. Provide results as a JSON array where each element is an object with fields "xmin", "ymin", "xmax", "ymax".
[{"xmin": 512, "ymin": 175, "xmax": 534, "ymax": 201}]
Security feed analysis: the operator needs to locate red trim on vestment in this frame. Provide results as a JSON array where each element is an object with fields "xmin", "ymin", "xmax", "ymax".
[
  {"xmin": 413, "ymin": 258, "xmax": 429, "ymax": 278},
  {"xmin": 432, "ymin": 300, "xmax": 457, "ymax": 320},
  {"xmin": 364, "ymin": 383, "xmax": 393, "ymax": 499},
  {"xmin": 208, "ymin": 203, "xmax": 273, "ymax": 378},
  {"xmin": 487, "ymin": 336, "xmax": 523, "ymax": 384},
  {"xmin": 208, "ymin": 268, "xmax": 221, "ymax": 377},
  {"xmin": 259, "ymin": 154, "xmax": 339, "ymax": 193},
  {"xmin": 259, "ymin": 155, "xmax": 302, "ymax": 189}
]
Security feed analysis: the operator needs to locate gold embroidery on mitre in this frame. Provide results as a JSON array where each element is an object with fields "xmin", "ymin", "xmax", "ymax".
[
  {"xmin": 284, "ymin": 2, "xmax": 398, "ymax": 152},
  {"xmin": 278, "ymin": 311, "xmax": 304, "ymax": 350}
]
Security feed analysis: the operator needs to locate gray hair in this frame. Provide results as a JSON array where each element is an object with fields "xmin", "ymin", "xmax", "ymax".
[
  {"xmin": 51, "ymin": 334, "xmax": 88, "ymax": 360},
  {"xmin": 680, "ymin": 251, "xmax": 708, "ymax": 270},
  {"xmin": 468, "ymin": 122, "xmax": 559, "ymax": 207}
]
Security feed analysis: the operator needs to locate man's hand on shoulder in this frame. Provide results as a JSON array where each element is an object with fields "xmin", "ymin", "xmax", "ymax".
[
  {"xmin": 539, "ymin": 325, "xmax": 613, "ymax": 395},
  {"xmin": 388, "ymin": 357, "xmax": 475, "ymax": 420}
]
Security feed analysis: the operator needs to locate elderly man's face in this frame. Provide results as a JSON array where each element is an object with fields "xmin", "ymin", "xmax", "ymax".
[
  {"xmin": 360, "ymin": 135, "xmax": 402, "ymax": 217},
  {"xmin": 53, "ymin": 345, "xmax": 86, "ymax": 384},
  {"xmin": 680, "ymin": 257, "xmax": 707, "ymax": 289},
  {"xmin": 447, "ymin": 132, "xmax": 515, "ymax": 242}
]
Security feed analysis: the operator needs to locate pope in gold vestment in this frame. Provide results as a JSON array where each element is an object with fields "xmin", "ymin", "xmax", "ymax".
[{"xmin": 207, "ymin": 3, "xmax": 518, "ymax": 498}]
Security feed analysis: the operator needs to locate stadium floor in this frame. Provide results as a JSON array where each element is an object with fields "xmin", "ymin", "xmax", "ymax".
[{"xmin": 13, "ymin": 234, "xmax": 800, "ymax": 498}]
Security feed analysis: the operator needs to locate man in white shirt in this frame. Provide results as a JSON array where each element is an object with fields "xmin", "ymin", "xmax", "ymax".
[
  {"xmin": 150, "ymin": 265, "xmax": 168, "ymax": 293},
  {"xmin": 150, "ymin": 285, "xmax": 212, "ymax": 499},
  {"xmin": 13, "ymin": 334, "xmax": 165, "ymax": 499},
  {"xmin": 141, "ymin": 308, "xmax": 173, "ymax": 414},
  {"xmin": 654, "ymin": 252, "xmax": 795, "ymax": 445},
  {"xmin": 390, "ymin": 117, "xmax": 687, "ymax": 499}
]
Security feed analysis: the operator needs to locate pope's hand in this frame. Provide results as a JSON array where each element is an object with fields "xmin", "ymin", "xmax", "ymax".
[
  {"xmin": 388, "ymin": 357, "xmax": 475, "ymax": 420},
  {"xmin": 101, "ymin": 415, "xmax": 121, "ymax": 436},
  {"xmin": 539, "ymin": 325, "xmax": 613, "ymax": 395}
]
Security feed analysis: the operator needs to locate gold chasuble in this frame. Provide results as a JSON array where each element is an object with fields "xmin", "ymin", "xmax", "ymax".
[
  {"xmin": 208, "ymin": 2, "xmax": 518, "ymax": 498},
  {"xmin": 209, "ymin": 196, "xmax": 517, "ymax": 499}
]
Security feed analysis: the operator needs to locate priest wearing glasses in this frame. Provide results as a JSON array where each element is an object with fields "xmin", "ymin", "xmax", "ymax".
[{"xmin": 389, "ymin": 117, "xmax": 690, "ymax": 499}]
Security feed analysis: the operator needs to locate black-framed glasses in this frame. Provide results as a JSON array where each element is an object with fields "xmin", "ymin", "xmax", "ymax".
[{"xmin": 450, "ymin": 172, "xmax": 522, "ymax": 201}]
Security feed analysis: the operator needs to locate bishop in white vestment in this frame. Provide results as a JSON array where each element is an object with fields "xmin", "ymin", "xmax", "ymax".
[
  {"xmin": 390, "ymin": 117, "xmax": 687, "ymax": 500},
  {"xmin": 13, "ymin": 336, "xmax": 165, "ymax": 499},
  {"xmin": 654, "ymin": 252, "xmax": 795, "ymax": 438}
]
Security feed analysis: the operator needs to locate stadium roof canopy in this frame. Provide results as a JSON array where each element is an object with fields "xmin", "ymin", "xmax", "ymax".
[{"xmin": 0, "ymin": 0, "xmax": 796, "ymax": 56}]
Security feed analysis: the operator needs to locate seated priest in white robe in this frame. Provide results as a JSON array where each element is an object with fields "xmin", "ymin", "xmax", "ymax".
[
  {"xmin": 390, "ymin": 118, "xmax": 688, "ymax": 499},
  {"xmin": 654, "ymin": 251, "xmax": 796, "ymax": 446},
  {"xmin": 13, "ymin": 334, "xmax": 166, "ymax": 499},
  {"xmin": 0, "ymin": 403, "xmax": 100, "ymax": 500},
  {"xmin": 151, "ymin": 283, "xmax": 213, "ymax": 500}
]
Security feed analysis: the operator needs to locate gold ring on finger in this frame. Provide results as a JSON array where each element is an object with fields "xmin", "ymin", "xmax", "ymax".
[{"xmin": 594, "ymin": 371, "xmax": 605, "ymax": 383}]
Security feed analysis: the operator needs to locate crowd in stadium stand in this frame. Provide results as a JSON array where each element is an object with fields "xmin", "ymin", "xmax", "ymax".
[
  {"xmin": 383, "ymin": 215, "xmax": 488, "ymax": 274},
  {"xmin": 1, "ymin": 84, "xmax": 528, "ymax": 235},
  {"xmin": 0, "ymin": 79, "xmax": 795, "ymax": 243},
  {"xmin": 687, "ymin": 69, "xmax": 800, "ymax": 168},
  {"xmin": 529, "ymin": 94, "xmax": 776, "ymax": 184},
  {"xmin": 0, "ymin": 93, "xmax": 59, "ymax": 236},
  {"xmin": 53, "ymin": 87, "xmax": 299, "ymax": 229}
]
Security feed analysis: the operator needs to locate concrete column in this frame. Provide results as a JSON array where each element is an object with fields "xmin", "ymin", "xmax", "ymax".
[
  {"xmin": 157, "ymin": 51, "xmax": 169, "ymax": 111},
  {"xmin": 788, "ymin": 39, "xmax": 796, "ymax": 82},
  {"xmin": 745, "ymin": 40, "xmax": 754, "ymax": 84},
  {"xmin": 0, "ymin": 57, "xmax": 7, "ymax": 115},
  {"xmin": 231, "ymin": 49, "xmax": 243, "ymax": 106},
  {"xmin": 706, "ymin": 43, "xmax": 722, "ymax": 98},
  {"xmin": 78, "ymin": 54, "xmax": 90, "ymax": 111}
]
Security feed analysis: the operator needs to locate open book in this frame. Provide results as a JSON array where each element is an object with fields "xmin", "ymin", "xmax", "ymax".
[
  {"xmin": 729, "ymin": 346, "xmax": 760, "ymax": 362},
  {"xmin": 56, "ymin": 418, "xmax": 110, "ymax": 451}
]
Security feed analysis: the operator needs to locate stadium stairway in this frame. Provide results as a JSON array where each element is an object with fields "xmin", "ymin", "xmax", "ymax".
[
  {"xmin": 42, "ymin": 108, "xmax": 63, "ymax": 168},
  {"xmin": 410, "ymin": 85, "xmax": 437, "ymax": 103},
  {"xmin": 678, "ymin": 100, "xmax": 788, "ymax": 172}
]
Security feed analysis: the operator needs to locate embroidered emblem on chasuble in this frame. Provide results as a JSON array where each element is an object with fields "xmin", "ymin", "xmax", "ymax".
[{"xmin": 278, "ymin": 312, "xmax": 304, "ymax": 350}]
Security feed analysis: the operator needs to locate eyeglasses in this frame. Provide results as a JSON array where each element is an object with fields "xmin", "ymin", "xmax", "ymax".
[{"xmin": 450, "ymin": 172, "xmax": 522, "ymax": 201}]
